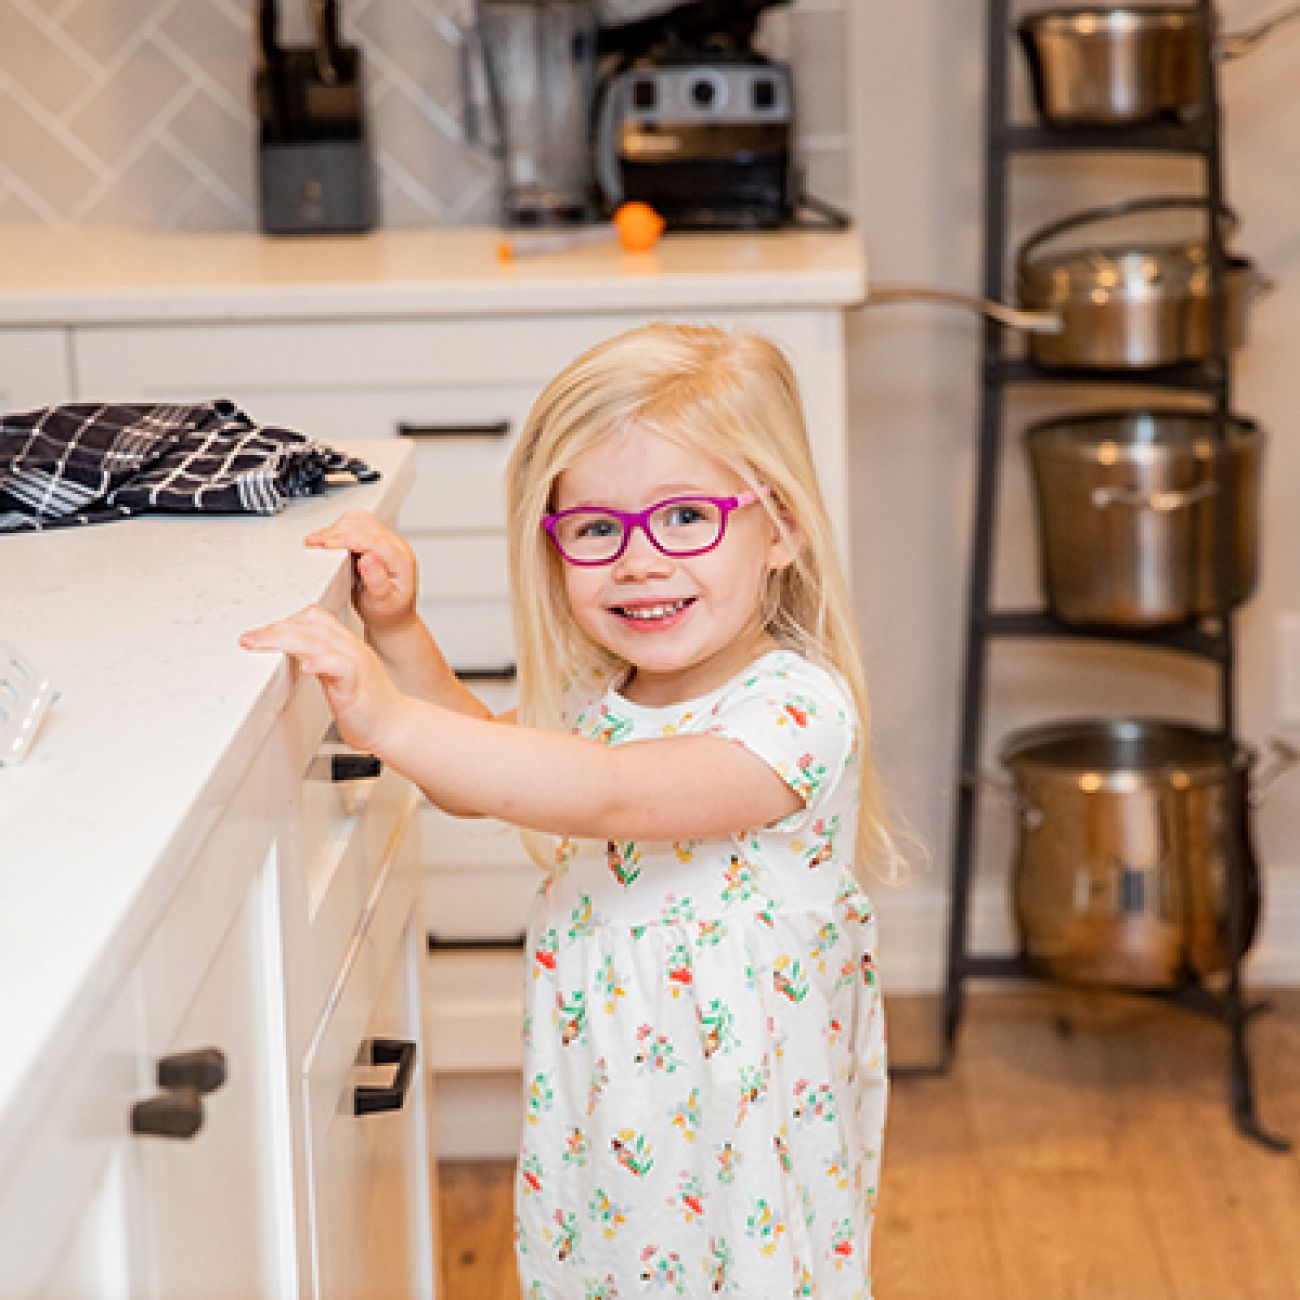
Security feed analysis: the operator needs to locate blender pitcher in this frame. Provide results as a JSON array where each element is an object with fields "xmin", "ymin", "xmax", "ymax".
[{"xmin": 464, "ymin": 0, "xmax": 599, "ymax": 226}]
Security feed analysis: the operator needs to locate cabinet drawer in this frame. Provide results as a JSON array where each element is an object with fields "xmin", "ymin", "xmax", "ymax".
[
  {"xmin": 396, "ymin": 414, "xmax": 523, "ymax": 534},
  {"xmin": 418, "ymin": 597, "xmax": 514, "ymax": 674},
  {"xmin": 412, "ymin": 536, "xmax": 508, "ymax": 602},
  {"xmin": 301, "ymin": 830, "xmax": 430, "ymax": 1300},
  {"xmin": 424, "ymin": 866, "xmax": 537, "ymax": 948},
  {"xmin": 420, "ymin": 807, "xmax": 527, "ymax": 867},
  {"xmin": 425, "ymin": 950, "xmax": 526, "ymax": 1073},
  {"xmin": 299, "ymin": 751, "xmax": 418, "ymax": 1023},
  {"xmin": 0, "ymin": 327, "xmax": 72, "ymax": 410},
  {"xmin": 70, "ymin": 315, "xmax": 681, "ymax": 395}
]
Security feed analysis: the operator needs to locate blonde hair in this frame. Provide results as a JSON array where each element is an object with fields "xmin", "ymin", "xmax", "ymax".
[{"xmin": 505, "ymin": 321, "xmax": 900, "ymax": 881}]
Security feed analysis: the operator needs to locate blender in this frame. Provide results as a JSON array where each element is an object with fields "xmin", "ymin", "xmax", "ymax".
[{"xmin": 464, "ymin": 0, "xmax": 600, "ymax": 227}]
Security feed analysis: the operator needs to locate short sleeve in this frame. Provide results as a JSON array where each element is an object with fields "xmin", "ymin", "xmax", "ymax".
[{"xmin": 701, "ymin": 660, "xmax": 858, "ymax": 833}]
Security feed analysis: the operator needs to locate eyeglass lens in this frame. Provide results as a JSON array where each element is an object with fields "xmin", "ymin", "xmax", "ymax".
[{"xmin": 554, "ymin": 498, "xmax": 726, "ymax": 562}]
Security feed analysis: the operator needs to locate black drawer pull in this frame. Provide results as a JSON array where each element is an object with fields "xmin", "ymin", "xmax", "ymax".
[
  {"xmin": 157, "ymin": 1047, "xmax": 227, "ymax": 1094},
  {"xmin": 131, "ymin": 1091, "xmax": 205, "ymax": 1140},
  {"xmin": 456, "ymin": 663, "xmax": 517, "ymax": 683},
  {"xmin": 428, "ymin": 930, "xmax": 528, "ymax": 952},
  {"xmin": 308, "ymin": 752, "xmax": 383, "ymax": 782},
  {"xmin": 354, "ymin": 1038, "xmax": 417, "ymax": 1116},
  {"xmin": 396, "ymin": 420, "xmax": 510, "ymax": 440},
  {"xmin": 131, "ymin": 1047, "xmax": 227, "ymax": 1140}
]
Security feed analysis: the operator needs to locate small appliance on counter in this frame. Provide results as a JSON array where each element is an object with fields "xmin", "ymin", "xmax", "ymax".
[
  {"xmin": 461, "ymin": 0, "xmax": 602, "ymax": 227},
  {"xmin": 594, "ymin": 0, "xmax": 795, "ymax": 230},
  {"xmin": 254, "ymin": 0, "xmax": 377, "ymax": 234}
]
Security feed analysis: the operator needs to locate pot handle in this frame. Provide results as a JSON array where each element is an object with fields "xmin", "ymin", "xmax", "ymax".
[
  {"xmin": 960, "ymin": 768, "xmax": 1045, "ymax": 826},
  {"xmin": 1249, "ymin": 270, "xmax": 1279, "ymax": 304},
  {"xmin": 1016, "ymin": 195, "xmax": 1239, "ymax": 280},
  {"xmin": 865, "ymin": 284, "xmax": 1063, "ymax": 335},
  {"xmin": 1248, "ymin": 737, "xmax": 1300, "ymax": 807},
  {"xmin": 1219, "ymin": 1, "xmax": 1300, "ymax": 60},
  {"xmin": 1090, "ymin": 482, "xmax": 1217, "ymax": 512}
]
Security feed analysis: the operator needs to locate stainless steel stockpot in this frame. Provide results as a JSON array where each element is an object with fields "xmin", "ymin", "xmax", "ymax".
[
  {"xmin": 1000, "ymin": 718, "xmax": 1259, "ymax": 988},
  {"xmin": 1025, "ymin": 407, "xmax": 1263, "ymax": 626},
  {"xmin": 1015, "ymin": 196, "xmax": 1268, "ymax": 370},
  {"xmin": 1018, "ymin": 5, "xmax": 1204, "ymax": 127},
  {"xmin": 1017, "ymin": 3, "xmax": 1300, "ymax": 127}
]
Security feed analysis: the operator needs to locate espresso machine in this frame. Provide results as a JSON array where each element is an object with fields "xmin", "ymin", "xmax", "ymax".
[
  {"xmin": 593, "ymin": 0, "xmax": 795, "ymax": 229},
  {"xmin": 462, "ymin": 0, "xmax": 600, "ymax": 227}
]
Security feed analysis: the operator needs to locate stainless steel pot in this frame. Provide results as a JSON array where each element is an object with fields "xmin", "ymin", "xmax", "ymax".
[
  {"xmin": 1016, "ymin": 195, "xmax": 1270, "ymax": 369},
  {"xmin": 1001, "ymin": 718, "xmax": 1260, "ymax": 988},
  {"xmin": 1018, "ymin": 3, "xmax": 1300, "ymax": 127},
  {"xmin": 1025, "ymin": 408, "xmax": 1263, "ymax": 626}
]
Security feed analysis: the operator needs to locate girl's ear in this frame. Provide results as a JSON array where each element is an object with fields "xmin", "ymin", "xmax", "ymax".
[{"xmin": 766, "ymin": 503, "xmax": 801, "ymax": 572}]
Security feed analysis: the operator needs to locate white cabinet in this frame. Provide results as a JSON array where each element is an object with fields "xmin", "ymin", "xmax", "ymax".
[
  {"xmin": 302, "ymin": 846, "xmax": 433, "ymax": 1300},
  {"xmin": 0, "ymin": 326, "xmax": 72, "ymax": 409},
  {"xmin": 0, "ymin": 575, "xmax": 435, "ymax": 1299},
  {"xmin": 64, "ymin": 299, "xmax": 853, "ymax": 1160},
  {"xmin": 134, "ymin": 872, "xmax": 283, "ymax": 1300},
  {"xmin": 6, "ymin": 977, "xmax": 149, "ymax": 1300}
]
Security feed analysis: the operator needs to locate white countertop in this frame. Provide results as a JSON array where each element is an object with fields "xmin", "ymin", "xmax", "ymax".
[
  {"xmin": 0, "ymin": 226, "xmax": 866, "ymax": 324},
  {"xmin": 0, "ymin": 439, "xmax": 414, "ymax": 1156}
]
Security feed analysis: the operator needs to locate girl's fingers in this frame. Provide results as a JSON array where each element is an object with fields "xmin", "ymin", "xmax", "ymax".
[
  {"xmin": 306, "ymin": 511, "xmax": 388, "ymax": 555},
  {"xmin": 355, "ymin": 551, "xmax": 396, "ymax": 594},
  {"xmin": 239, "ymin": 605, "xmax": 352, "ymax": 654}
]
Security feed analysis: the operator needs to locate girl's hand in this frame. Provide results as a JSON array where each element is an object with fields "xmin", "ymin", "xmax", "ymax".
[
  {"xmin": 239, "ymin": 605, "xmax": 405, "ymax": 756},
  {"xmin": 305, "ymin": 510, "xmax": 418, "ymax": 635}
]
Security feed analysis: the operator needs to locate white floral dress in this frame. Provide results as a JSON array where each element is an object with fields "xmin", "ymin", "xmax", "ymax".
[{"xmin": 514, "ymin": 649, "xmax": 887, "ymax": 1299}]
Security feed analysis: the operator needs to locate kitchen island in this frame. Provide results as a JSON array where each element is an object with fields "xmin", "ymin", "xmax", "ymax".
[
  {"xmin": 0, "ymin": 223, "xmax": 866, "ymax": 1165},
  {"xmin": 0, "ymin": 439, "xmax": 437, "ymax": 1297}
]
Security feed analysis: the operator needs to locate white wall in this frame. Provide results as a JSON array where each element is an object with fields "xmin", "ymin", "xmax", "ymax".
[{"xmin": 846, "ymin": 0, "xmax": 1300, "ymax": 990}]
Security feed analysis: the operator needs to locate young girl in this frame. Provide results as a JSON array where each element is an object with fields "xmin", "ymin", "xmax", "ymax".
[{"xmin": 242, "ymin": 322, "xmax": 894, "ymax": 1298}]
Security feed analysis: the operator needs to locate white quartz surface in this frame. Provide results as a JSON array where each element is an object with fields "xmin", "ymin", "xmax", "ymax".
[
  {"xmin": 0, "ymin": 439, "xmax": 413, "ymax": 1150},
  {"xmin": 0, "ymin": 226, "xmax": 866, "ymax": 324}
]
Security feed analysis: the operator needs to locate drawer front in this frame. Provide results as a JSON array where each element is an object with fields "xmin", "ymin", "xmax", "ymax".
[
  {"xmin": 423, "ymin": 867, "xmax": 537, "ymax": 949},
  {"xmin": 421, "ymin": 806, "xmax": 529, "ymax": 867},
  {"xmin": 301, "ymin": 829, "xmax": 430, "ymax": 1300},
  {"xmin": 0, "ymin": 327, "xmax": 72, "ymax": 410},
  {"xmin": 417, "ymin": 598, "xmax": 514, "ymax": 675},
  {"xmin": 71, "ymin": 315, "xmax": 705, "ymax": 394},
  {"xmin": 395, "ymin": 405, "xmax": 529, "ymax": 534},
  {"xmin": 421, "ymin": 807, "xmax": 537, "ymax": 945},
  {"xmin": 413, "ymin": 536, "xmax": 509, "ymax": 602},
  {"xmin": 425, "ymin": 950, "xmax": 526, "ymax": 1073},
  {"xmin": 298, "ymin": 749, "xmax": 418, "ymax": 1025}
]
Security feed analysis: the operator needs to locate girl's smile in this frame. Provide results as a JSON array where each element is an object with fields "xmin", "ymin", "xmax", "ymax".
[
  {"xmin": 551, "ymin": 427, "xmax": 797, "ymax": 706},
  {"xmin": 608, "ymin": 596, "xmax": 695, "ymax": 626}
]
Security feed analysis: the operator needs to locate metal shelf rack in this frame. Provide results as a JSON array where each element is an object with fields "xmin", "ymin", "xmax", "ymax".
[{"xmin": 936, "ymin": 0, "xmax": 1287, "ymax": 1150}]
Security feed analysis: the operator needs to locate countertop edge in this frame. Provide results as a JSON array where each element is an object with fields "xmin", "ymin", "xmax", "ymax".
[{"xmin": 0, "ymin": 443, "xmax": 415, "ymax": 1173}]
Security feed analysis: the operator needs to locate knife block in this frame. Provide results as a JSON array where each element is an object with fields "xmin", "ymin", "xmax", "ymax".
[
  {"xmin": 258, "ymin": 133, "xmax": 377, "ymax": 235},
  {"xmin": 256, "ymin": 45, "xmax": 378, "ymax": 235}
]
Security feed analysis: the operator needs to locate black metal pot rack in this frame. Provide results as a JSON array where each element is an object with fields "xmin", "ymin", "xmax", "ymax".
[{"xmin": 931, "ymin": 0, "xmax": 1288, "ymax": 1151}]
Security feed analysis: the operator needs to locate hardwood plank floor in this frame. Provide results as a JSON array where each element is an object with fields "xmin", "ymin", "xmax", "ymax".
[{"xmin": 438, "ymin": 987, "xmax": 1300, "ymax": 1299}]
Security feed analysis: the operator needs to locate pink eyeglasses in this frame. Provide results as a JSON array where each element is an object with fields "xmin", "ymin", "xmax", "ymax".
[{"xmin": 542, "ymin": 490, "xmax": 765, "ymax": 566}]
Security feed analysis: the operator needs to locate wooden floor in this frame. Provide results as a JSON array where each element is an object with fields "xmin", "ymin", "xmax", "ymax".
[{"xmin": 437, "ymin": 987, "xmax": 1300, "ymax": 1299}]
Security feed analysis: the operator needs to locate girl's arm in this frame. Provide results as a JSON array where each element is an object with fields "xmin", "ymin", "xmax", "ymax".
[
  {"xmin": 305, "ymin": 510, "xmax": 498, "ymax": 721},
  {"xmin": 240, "ymin": 606, "xmax": 800, "ymax": 837}
]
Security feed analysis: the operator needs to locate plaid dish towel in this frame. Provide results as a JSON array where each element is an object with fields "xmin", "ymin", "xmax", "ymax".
[{"xmin": 0, "ymin": 399, "xmax": 379, "ymax": 533}]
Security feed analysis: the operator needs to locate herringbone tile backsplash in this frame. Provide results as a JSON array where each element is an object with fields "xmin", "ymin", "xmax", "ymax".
[{"xmin": 0, "ymin": 0, "xmax": 848, "ymax": 231}]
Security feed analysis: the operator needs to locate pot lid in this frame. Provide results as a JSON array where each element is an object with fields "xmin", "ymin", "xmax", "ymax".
[
  {"xmin": 1017, "ymin": 240, "xmax": 1248, "ymax": 300},
  {"xmin": 1019, "ymin": 6, "xmax": 1201, "ymax": 36},
  {"xmin": 1024, "ymin": 408, "xmax": 1261, "ymax": 456},
  {"xmin": 999, "ymin": 717, "xmax": 1253, "ymax": 790}
]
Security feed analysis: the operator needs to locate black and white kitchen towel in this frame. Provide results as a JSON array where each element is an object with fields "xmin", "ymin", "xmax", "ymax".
[{"xmin": 0, "ymin": 399, "xmax": 379, "ymax": 533}]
